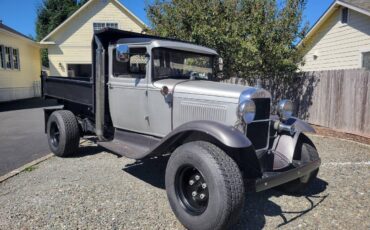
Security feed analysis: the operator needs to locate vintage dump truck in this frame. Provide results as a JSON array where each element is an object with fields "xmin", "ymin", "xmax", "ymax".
[{"xmin": 42, "ymin": 29, "xmax": 320, "ymax": 230}]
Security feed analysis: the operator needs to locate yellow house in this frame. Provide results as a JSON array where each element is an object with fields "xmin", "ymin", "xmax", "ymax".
[
  {"xmin": 299, "ymin": 0, "xmax": 370, "ymax": 71},
  {"xmin": 0, "ymin": 22, "xmax": 41, "ymax": 102},
  {"xmin": 40, "ymin": 0, "xmax": 146, "ymax": 77}
]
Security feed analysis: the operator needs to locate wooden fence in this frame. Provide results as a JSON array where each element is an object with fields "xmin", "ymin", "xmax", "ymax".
[{"xmin": 223, "ymin": 69, "xmax": 370, "ymax": 136}]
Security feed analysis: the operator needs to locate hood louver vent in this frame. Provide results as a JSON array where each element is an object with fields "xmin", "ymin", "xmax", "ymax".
[{"xmin": 179, "ymin": 101, "xmax": 227, "ymax": 123}]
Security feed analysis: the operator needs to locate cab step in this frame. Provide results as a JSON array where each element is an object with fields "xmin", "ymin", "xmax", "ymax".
[{"xmin": 97, "ymin": 129, "xmax": 160, "ymax": 159}]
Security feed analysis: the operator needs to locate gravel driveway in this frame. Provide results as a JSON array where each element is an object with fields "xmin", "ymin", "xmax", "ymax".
[{"xmin": 0, "ymin": 135, "xmax": 369, "ymax": 229}]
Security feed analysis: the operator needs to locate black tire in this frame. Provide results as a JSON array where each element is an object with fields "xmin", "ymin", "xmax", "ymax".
[
  {"xmin": 47, "ymin": 110, "xmax": 80, "ymax": 157},
  {"xmin": 165, "ymin": 141, "xmax": 245, "ymax": 230},
  {"xmin": 277, "ymin": 138, "xmax": 319, "ymax": 194}
]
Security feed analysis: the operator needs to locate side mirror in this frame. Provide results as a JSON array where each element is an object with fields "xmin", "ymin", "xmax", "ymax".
[
  {"xmin": 116, "ymin": 44, "xmax": 130, "ymax": 62},
  {"xmin": 218, "ymin": 57, "xmax": 223, "ymax": 71}
]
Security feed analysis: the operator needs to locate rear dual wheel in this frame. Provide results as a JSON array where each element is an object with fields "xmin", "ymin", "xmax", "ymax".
[
  {"xmin": 165, "ymin": 141, "xmax": 245, "ymax": 230},
  {"xmin": 47, "ymin": 110, "xmax": 80, "ymax": 157}
]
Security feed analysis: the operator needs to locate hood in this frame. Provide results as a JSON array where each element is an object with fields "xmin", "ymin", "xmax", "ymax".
[
  {"xmin": 174, "ymin": 80, "xmax": 248, "ymax": 99},
  {"xmin": 153, "ymin": 79, "xmax": 271, "ymax": 101}
]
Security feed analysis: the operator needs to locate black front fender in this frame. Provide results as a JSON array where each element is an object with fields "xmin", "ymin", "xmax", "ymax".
[
  {"xmin": 272, "ymin": 117, "xmax": 316, "ymax": 164},
  {"xmin": 288, "ymin": 117, "xmax": 316, "ymax": 133},
  {"xmin": 145, "ymin": 120, "xmax": 261, "ymax": 178},
  {"xmin": 148, "ymin": 120, "xmax": 252, "ymax": 157}
]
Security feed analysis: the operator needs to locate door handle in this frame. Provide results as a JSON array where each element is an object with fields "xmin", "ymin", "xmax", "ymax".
[{"xmin": 107, "ymin": 83, "xmax": 113, "ymax": 89}]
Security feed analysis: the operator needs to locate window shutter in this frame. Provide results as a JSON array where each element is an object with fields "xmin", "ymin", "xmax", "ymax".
[
  {"xmin": 341, "ymin": 7, "xmax": 348, "ymax": 24},
  {"xmin": 17, "ymin": 49, "xmax": 20, "ymax": 70},
  {"xmin": 363, "ymin": 52, "xmax": 370, "ymax": 70},
  {"xmin": 0, "ymin": 45, "xmax": 4, "ymax": 69}
]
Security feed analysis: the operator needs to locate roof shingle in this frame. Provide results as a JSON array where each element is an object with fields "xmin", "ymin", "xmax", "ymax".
[{"xmin": 0, "ymin": 22, "xmax": 34, "ymax": 41}]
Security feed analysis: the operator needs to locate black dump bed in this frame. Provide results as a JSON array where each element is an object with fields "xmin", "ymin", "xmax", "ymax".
[{"xmin": 41, "ymin": 76, "xmax": 93, "ymax": 107}]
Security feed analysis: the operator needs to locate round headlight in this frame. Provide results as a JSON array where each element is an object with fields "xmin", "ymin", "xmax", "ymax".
[
  {"xmin": 237, "ymin": 99, "xmax": 256, "ymax": 124},
  {"xmin": 277, "ymin": 99, "xmax": 294, "ymax": 121}
]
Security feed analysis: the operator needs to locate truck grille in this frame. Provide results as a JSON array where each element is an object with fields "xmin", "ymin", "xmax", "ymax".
[
  {"xmin": 247, "ymin": 98, "xmax": 271, "ymax": 150},
  {"xmin": 247, "ymin": 120, "xmax": 270, "ymax": 150},
  {"xmin": 252, "ymin": 98, "xmax": 271, "ymax": 120}
]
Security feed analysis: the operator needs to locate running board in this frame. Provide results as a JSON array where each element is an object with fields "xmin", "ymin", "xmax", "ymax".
[
  {"xmin": 255, "ymin": 158, "xmax": 321, "ymax": 192},
  {"xmin": 97, "ymin": 129, "xmax": 160, "ymax": 159}
]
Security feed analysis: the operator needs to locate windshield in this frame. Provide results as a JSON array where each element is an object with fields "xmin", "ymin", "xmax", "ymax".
[{"xmin": 152, "ymin": 48, "xmax": 214, "ymax": 81}]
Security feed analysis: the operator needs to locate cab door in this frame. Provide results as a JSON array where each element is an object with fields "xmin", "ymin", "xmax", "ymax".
[
  {"xmin": 147, "ymin": 81, "xmax": 173, "ymax": 137},
  {"xmin": 146, "ymin": 49, "xmax": 176, "ymax": 137},
  {"xmin": 108, "ymin": 46, "xmax": 150, "ymax": 134}
]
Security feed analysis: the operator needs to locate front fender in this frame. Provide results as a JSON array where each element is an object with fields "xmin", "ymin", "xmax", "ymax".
[
  {"xmin": 272, "ymin": 117, "xmax": 316, "ymax": 168},
  {"xmin": 148, "ymin": 120, "xmax": 252, "ymax": 157},
  {"xmin": 287, "ymin": 117, "xmax": 316, "ymax": 133},
  {"xmin": 145, "ymin": 120, "xmax": 261, "ymax": 178}
]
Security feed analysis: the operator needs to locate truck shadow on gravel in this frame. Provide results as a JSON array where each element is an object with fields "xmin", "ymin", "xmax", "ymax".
[
  {"xmin": 70, "ymin": 146, "xmax": 108, "ymax": 158},
  {"xmin": 234, "ymin": 179, "xmax": 329, "ymax": 229},
  {"xmin": 122, "ymin": 155, "xmax": 329, "ymax": 229},
  {"xmin": 122, "ymin": 154, "xmax": 170, "ymax": 188}
]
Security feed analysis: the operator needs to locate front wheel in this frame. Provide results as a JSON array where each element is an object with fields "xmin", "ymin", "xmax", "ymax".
[{"xmin": 165, "ymin": 141, "xmax": 245, "ymax": 230}]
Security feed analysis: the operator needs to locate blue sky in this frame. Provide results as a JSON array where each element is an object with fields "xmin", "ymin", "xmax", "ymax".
[{"xmin": 0, "ymin": 0, "xmax": 334, "ymax": 38}]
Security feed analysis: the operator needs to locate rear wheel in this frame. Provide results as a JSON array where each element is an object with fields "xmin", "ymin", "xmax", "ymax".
[
  {"xmin": 277, "ymin": 137, "xmax": 319, "ymax": 194},
  {"xmin": 165, "ymin": 141, "xmax": 245, "ymax": 230},
  {"xmin": 47, "ymin": 110, "xmax": 80, "ymax": 157}
]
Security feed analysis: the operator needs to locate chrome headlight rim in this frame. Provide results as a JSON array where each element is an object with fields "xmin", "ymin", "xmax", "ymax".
[
  {"xmin": 237, "ymin": 99, "xmax": 256, "ymax": 124},
  {"xmin": 277, "ymin": 99, "xmax": 293, "ymax": 121}
]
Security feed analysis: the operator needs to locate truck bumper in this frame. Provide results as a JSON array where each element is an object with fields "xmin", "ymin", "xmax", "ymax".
[{"xmin": 254, "ymin": 158, "xmax": 321, "ymax": 192}]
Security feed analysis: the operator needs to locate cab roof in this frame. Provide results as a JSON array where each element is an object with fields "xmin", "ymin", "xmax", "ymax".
[{"xmin": 94, "ymin": 28, "xmax": 218, "ymax": 56}]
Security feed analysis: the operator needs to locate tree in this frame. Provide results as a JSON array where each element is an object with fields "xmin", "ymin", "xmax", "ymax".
[
  {"xmin": 36, "ymin": 0, "xmax": 89, "ymax": 67},
  {"xmin": 146, "ymin": 0, "xmax": 308, "ymax": 97}
]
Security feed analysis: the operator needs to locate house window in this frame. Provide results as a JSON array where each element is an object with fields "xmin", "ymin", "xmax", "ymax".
[
  {"xmin": 106, "ymin": 23, "xmax": 118, "ymax": 29},
  {"xmin": 362, "ymin": 52, "xmax": 370, "ymax": 70},
  {"xmin": 0, "ymin": 45, "xmax": 21, "ymax": 70},
  {"xmin": 93, "ymin": 22, "xmax": 118, "ymax": 32},
  {"xmin": 12, "ymin": 48, "xmax": 20, "ymax": 70},
  {"xmin": 93, "ymin": 22, "xmax": 105, "ymax": 31},
  {"xmin": 341, "ymin": 7, "xmax": 348, "ymax": 24},
  {"xmin": 5, "ymin": 47, "xmax": 12, "ymax": 69}
]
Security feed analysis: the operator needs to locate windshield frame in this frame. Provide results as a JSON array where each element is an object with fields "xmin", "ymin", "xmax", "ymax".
[{"xmin": 151, "ymin": 47, "xmax": 216, "ymax": 82}]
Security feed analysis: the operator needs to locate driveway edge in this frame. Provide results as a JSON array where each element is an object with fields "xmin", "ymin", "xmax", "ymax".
[
  {"xmin": 308, "ymin": 133, "xmax": 370, "ymax": 147},
  {"xmin": 0, "ymin": 154, "xmax": 54, "ymax": 183}
]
